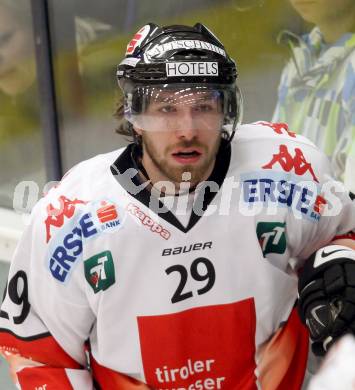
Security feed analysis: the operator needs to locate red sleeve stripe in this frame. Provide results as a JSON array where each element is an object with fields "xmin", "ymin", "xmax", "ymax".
[
  {"xmin": 0, "ymin": 330, "xmax": 81, "ymax": 368},
  {"xmin": 18, "ymin": 367, "xmax": 74, "ymax": 390},
  {"xmin": 333, "ymin": 232, "xmax": 355, "ymax": 241},
  {"xmin": 258, "ymin": 307, "xmax": 309, "ymax": 390},
  {"xmin": 90, "ymin": 355, "xmax": 150, "ymax": 389},
  {"xmin": 0, "ymin": 328, "xmax": 51, "ymax": 341}
]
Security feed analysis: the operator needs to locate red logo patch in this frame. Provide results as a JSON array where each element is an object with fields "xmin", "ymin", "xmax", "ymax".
[
  {"xmin": 126, "ymin": 25, "xmax": 150, "ymax": 55},
  {"xmin": 313, "ymin": 195, "xmax": 327, "ymax": 214},
  {"xmin": 262, "ymin": 144, "xmax": 319, "ymax": 182},
  {"xmin": 259, "ymin": 121, "xmax": 296, "ymax": 138},
  {"xmin": 45, "ymin": 196, "xmax": 87, "ymax": 242},
  {"xmin": 97, "ymin": 201, "xmax": 118, "ymax": 223},
  {"xmin": 137, "ymin": 300, "xmax": 257, "ymax": 389}
]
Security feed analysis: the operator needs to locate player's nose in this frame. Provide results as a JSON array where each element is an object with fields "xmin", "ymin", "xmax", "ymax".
[{"xmin": 174, "ymin": 109, "xmax": 198, "ymax": 140}]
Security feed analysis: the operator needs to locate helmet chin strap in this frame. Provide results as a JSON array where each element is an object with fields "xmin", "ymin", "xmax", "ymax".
[{"xmin": 226, "ymin": 128, "xmax": 236, "ymax": 145}]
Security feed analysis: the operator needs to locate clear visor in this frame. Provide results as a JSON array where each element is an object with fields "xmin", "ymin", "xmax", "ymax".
[{"xmin": 124, "ymin": 84, "xmax": 242, "ymax": 133}]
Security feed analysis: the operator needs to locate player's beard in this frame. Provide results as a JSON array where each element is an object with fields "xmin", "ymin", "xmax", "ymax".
[{"xmin": 141, "ymin": 133, "xmax": 221, "ymax": 188}]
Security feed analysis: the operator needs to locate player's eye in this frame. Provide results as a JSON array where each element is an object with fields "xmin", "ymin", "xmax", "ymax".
[
  {"xmin": 159, "ymin": 105, "xmax": 177, "ymax": 113},
  {"xmin": 193, "ymin": 103, "xmax": 214, "ymax": 113}
]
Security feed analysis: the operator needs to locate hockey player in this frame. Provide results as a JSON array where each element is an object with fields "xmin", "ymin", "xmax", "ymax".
[{"xmin": 0, "ymin": 23, "xmax": 354, "ymax": 389}]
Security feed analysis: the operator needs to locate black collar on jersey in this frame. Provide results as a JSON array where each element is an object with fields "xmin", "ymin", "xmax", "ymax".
[{"xmin": 110, "ymin": 140, "xmax": 231, "ymax": 233}]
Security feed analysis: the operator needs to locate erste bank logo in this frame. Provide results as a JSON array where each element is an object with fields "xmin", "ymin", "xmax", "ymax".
[
  {"xmin": 47, "ymin": 199, "xmax": 126, "ymax": 283},
  {"xmin": 241, "ymin": 171, "xmax": 327, "ymax": 222}
]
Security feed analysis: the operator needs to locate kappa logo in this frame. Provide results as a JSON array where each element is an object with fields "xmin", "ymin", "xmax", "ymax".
[
  {"xmin": 127, "ymin": 203, "xmax": 170, "ymax": 240},
  {"xmin": 258, "ymin": 121, "xmax": 296, "ymax": 138},
  {"xmin": 84, "ymin": 251, "xmax": 115, "ymax": 293},
  {"xmin": 45, "ymin": 196, "xmax": 87, "ymax": 243},
  {"xmin": 262, "ymin": 144, "xmax": 319, "ymax": 183},
  {"xmin": 126, "ymin": 24, "xmax": 151, "ymax": 55},
  {"xmin": 256, "ymin": 222, "xmax": 286, "ymax": 257}
]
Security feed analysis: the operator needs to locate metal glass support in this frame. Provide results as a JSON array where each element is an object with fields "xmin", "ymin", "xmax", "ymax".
[{"xmin": 30, "ymin": 0, "xmax": 62, "ymax": 181}]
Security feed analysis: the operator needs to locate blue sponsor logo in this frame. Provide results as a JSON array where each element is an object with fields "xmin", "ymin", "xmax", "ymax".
[
  {"xmin": 47, "ymin": 199, "xmax": 126, "ymax": 283},
  {"xmin": 241, "ymin": 171, "xmax": 322, "ymax": 222},
  {"xmin": 49, "ymin": 213, "xmax": 97, "ymax": 282}
]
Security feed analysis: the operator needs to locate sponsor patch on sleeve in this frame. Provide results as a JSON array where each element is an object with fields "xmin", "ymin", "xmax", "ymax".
[
  {"xmin": 84, "ymin": 250, "xmax": 116, "ymax": 293},
  {"xmin": 46, "ymin": 199, "xmax": 126, "ymax": 284}
]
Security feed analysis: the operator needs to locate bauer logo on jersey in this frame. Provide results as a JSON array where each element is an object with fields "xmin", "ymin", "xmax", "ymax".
[
  {"xmin": 166, "ymin": 62, "xmax": 218, "ymax": 77},
  {"xmin": 44, "ymin": 195, "xmax": 87, "ymax": 243},
  {"xmin": 84, "ymin": 251, "xmax": 115, "ymax": 293},
  {"xmin": 256, "ymin": 222, "xmax": 286, "ymax": 257}
]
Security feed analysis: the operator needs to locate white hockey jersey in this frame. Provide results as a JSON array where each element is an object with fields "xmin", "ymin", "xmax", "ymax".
[{"xmin": 0, "ymin": 122, "xmax": 354, "ymax": 390}]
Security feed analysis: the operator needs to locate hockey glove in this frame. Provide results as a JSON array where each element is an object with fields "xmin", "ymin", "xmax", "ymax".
[{"xmin": 298, "ymin": 245, "xmax": 355, "ymax": 356}]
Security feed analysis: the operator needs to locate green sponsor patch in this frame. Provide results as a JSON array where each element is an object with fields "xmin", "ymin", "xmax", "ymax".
[
  {"xmin": 84, "ymin": 250, "xmax": 115, "ymax": 293},
  {"xmin": 256, "ymin": 222, "xmax": 286, "ymax": 257}
]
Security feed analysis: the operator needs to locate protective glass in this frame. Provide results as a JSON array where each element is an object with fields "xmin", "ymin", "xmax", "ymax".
[{"xmin": 124, "ymin": 83, "xmax": 242, "ymax": 133}]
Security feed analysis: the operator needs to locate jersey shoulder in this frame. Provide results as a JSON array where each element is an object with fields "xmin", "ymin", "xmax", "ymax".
[
  {"xmin": 230, "ymin": 121, "xmax": 331, "ymax": 183},
  {"xmin": 55, "ymin": 148, "xmax": 124, "ymax": 198},
  {"xmin": 235, "ymin": 121, "xmax": 317, "ymax": 148},
  {"xmin": 29, "ymin": 148, "xmax": 126, "ymax": 241},
  {"xmin": 26, "ymin": 148, "xmax": 128, "ymax": 284}
]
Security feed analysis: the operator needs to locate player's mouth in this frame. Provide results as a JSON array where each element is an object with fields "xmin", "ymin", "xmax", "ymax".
[{"xmin": 171, "ymin": 148, "xmax": 203, "ymax": 164}]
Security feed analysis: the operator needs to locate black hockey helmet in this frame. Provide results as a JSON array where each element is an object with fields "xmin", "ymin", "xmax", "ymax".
[{"xmin": 116, "ymin": 23, "xmax": 242, "ymax": 141}]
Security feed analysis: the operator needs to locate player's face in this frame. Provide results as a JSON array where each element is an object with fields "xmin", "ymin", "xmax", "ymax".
[
  {"xmin": 135, "ymin": 90, "xmax": 223, "ymax": 186},
  {"xmin": 289, "ymin": 0, "xmax": 355, "ymax": 25}
]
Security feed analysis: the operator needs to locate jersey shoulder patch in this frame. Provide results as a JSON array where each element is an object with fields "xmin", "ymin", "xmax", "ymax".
[{"xmin": 233, "ymin": 121, "xmax": 330, "ymax": 184}]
